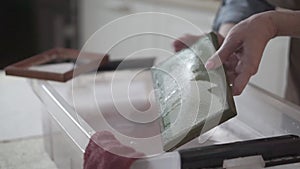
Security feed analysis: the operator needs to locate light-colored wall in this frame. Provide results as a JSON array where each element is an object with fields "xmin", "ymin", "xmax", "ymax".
[
  {"xmin": 79, "ymin": 0, "xmax": 289, "ymax": 98},
  {"xmin": 250, "ymin": 37, "xmax": 289, "ymax": 97}
]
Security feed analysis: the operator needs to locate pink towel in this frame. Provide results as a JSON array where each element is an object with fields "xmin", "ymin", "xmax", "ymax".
[{"xmin": 84, "ymin": 131, "xmax": 144, "ymax": 169}]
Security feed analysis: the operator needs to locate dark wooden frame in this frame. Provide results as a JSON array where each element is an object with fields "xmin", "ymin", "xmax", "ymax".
[{"xmin": 5, "ymin": 48, "xmax": 109, "ymax": 82}]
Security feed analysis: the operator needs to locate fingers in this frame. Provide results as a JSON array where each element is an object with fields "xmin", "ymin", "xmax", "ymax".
[
  {"xmin": 226, "ymin": 70, "xmax": 237, "ymax": 86},
  {"xmin": 232, "ymin": 71, "xmax": 252, "ymax": 95},
  {"xmin": 224, "ymin": 53, "xmax": 239, "ymax": 70},
  {"xmin": 204, "ymin": 32, "xmax": 254, "ymax": 95},
  {"xmin": 205, "ymin": 33, "xmax": 242, "ymax": 70}
]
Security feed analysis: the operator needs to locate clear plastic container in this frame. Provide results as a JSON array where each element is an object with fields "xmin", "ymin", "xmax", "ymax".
[{"xmin": 30, "ymin": 69, "xmax": 300, "ymax": 169}]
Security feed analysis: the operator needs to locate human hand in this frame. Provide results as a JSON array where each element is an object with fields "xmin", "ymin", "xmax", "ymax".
[
  {"xmin": 205, "ymin": 13, "xmax": 276, "ymax": 95},
  {"xmin": 84, "ymin": 131, "xmax": 144, "ymax": 169}
]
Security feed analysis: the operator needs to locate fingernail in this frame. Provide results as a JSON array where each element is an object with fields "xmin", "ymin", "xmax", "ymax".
[{"xmin": 205, "ymin": 60, "xmax": 215, "ymax": 70}]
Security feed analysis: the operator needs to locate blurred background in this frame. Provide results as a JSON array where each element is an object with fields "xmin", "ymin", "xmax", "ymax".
[
  {"xmin": 0, "ymin": 0, "xmax": 79, "ymax": 68},
  {"xmin": 0, "ymin": 0, "xmax": 289, "ymax": 97}
]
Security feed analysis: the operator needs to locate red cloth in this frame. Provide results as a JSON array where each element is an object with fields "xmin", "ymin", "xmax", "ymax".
[{"xmin": 84, "ymin": 131, "xmax": 144, "ymax": 169}]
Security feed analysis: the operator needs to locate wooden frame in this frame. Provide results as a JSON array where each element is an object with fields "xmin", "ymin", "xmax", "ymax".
[{"xmin": 5, "ymin": 48, "xmax": 109, "ymax": 82}]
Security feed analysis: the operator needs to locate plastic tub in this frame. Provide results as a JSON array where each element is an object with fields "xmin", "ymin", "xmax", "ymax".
[{"xmin": 30, "ymin": 69, "xmax": 300, "ymax": 169}]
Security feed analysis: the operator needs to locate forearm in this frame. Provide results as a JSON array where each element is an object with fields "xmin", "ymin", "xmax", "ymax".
[{"xmin": 268, "ymin": 10, "xmax": 300, "ymax": 37}]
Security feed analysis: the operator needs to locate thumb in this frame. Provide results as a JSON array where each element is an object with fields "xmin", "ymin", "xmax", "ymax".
[{"xmin": 205, "ymin": 34, "xmax": 242, "ymax": 70}]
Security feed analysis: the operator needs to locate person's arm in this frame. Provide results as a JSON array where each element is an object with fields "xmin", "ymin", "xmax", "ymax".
[
  {"xmin": 206, "ymin": 10, "xmax": 300, "ymax": 95},
  {"xmin": 271, "ymin": 10, "xmax": 300, "ymax": 37},
  {"xmin": 173, "ymin": 0, "xmax": 275, "ymax": 52}
]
